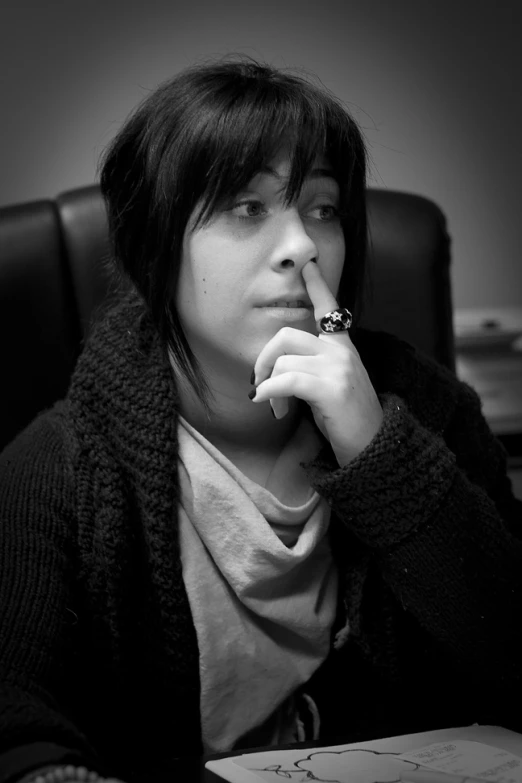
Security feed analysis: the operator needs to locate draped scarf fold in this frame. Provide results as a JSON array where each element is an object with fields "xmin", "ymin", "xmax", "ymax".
[{"xmin": 177, "ymin": 415, "xmax": 338, "ymax": 752}]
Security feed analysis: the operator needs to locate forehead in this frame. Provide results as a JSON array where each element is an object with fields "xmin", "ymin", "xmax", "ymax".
[{"xmin": 250, "ymin": 150, "xmax": 338, "ymax": 189}]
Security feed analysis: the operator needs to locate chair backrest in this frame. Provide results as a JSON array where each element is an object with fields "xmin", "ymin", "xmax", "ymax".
[{"xmin": 0, "ymin": 185, "xmax": 454, "ymax": 452}]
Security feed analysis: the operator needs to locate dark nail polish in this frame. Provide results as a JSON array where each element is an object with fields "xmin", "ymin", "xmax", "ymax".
[
  {"xmin": 248, "ymin": 388, "xmax": 256, "ymax": 400},
  {"xmin": 250, "ymin": 369, "xmax": 256, "ymax": 385}
]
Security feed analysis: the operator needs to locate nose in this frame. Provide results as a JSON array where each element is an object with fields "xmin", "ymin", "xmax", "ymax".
[{"xmin": 269, "ymin": 208, "xmax": 318, "ymax": 271}]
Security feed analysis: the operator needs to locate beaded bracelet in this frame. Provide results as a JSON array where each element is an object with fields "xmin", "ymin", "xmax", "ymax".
[{"xmin": 20, "ymin": 765, "xmax": 121, "ymax": 783}]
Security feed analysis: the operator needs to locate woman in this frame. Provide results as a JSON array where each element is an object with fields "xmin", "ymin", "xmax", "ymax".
[{"xmin": 1, "ymin": 56, "xmax": 521, "ymax": 783}]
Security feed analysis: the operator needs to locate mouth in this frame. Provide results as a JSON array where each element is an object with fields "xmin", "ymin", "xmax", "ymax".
[{"xmin": 267, "ymin": 300, "xmax": 312, "ymax": 309}]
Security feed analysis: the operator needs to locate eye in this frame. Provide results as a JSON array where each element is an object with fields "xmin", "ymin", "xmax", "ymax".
[
  {"xmin": 229, "ymin": 199, "xmax": 267, "ymax": 220},
  {"xmin": 307, "ymin": 204, "xmax": 341, "ymax": 222}
]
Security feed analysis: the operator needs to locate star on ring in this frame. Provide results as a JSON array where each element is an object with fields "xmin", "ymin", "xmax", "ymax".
[{"xmin": 318, "ymin": 308, "xmax": 353, "ymax": 333}]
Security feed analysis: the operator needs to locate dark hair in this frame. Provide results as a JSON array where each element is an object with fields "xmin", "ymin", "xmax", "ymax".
[{"xmin": 98, "ymin": 55, "xmax": 369, "ymax": 412}]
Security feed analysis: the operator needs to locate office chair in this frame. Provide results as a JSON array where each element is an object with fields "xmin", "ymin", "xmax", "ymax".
[{"xmin": 0, "ymin": 185, "xmax": 454, "ymax": 452}]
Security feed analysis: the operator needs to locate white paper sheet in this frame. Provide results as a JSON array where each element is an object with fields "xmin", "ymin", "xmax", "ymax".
[
  {"xmin": 398, "ymin": 740, "xmax": 522, "ymax": 782},
  {"xmin": 205, "ymin": 725, "xmax": 522, "ymax": 783}
]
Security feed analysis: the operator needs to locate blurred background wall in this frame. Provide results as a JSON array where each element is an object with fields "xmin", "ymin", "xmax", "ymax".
[{"xmin": 1, "ymin": 0, "xmax": 521, "ymax": 309}]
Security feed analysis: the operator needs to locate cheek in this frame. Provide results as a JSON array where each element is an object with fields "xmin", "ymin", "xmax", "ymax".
[
  {"xmin": 177, "ymin": 235, "xmax": 247, "ymax": 321},
  {"xmin": 177, "ymin": 234, "xmax": 220, "ymax": 306}
]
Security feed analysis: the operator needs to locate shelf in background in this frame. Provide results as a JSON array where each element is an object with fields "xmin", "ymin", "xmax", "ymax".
[
  {"xmin": 456, "ymin": 351, "xmax": 522, "ymax": 437},
  {"xmin": 453, "ymin": 307, "xmax": 522, "ymax": 498},
  {"xmin": 454, "ymin": 306, "xmax": 522, "ymax": 351},
  {"xmin": 454, "ymin": 306, "xmax": 522, "ymax": 442}
]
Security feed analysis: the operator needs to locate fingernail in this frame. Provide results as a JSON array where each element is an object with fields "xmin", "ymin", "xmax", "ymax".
[
  {"xmin": 248, "ymin": 388, "xmax": 256, "ymax": 400},
  {"xmin": 270, "ymin": 402, "xmax": 277, "ymax": 418},
  {"xmin": 250, "ymin": 369, "xmax": 256, "ymax": 385}
]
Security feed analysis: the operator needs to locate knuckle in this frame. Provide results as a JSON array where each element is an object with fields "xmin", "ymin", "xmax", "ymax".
[{"xmin": 273, "ymin": 354, "xmax": 289, "ymax": 374}]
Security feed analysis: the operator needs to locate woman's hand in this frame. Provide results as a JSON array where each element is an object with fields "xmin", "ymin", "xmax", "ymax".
[{"xmin": 251, "ymin": 260, "xmax": 383, "ymax": 467}]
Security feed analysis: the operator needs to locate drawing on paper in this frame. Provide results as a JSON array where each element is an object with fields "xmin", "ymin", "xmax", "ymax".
[{"xmin": 247, "ymin": 747, "xmax": 420, "ymax": 783}]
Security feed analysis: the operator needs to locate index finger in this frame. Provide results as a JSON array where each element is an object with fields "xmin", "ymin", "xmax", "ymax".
[{"xmin": 301, "ymin": 260, "xmax": 339, "ymax": 324}]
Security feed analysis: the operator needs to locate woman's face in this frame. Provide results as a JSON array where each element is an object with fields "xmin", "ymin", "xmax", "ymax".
[{"xmin": 175, "ymin": 148, "xmax": 346, "ymax": 375}]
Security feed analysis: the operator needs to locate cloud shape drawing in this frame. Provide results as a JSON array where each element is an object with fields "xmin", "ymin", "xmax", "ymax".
[{"xmin": 255, "ymin": 748, "xmax": 419, "ymax": 783}]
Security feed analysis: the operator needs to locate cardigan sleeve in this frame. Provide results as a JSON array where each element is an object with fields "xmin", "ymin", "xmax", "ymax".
[
  {"xmin": 304, "ymin": 358, "xmax": 522, "ymax": 713},
  {"xmin": 0, "ymin": 409, "xmax": 108, "ymax": 782}
]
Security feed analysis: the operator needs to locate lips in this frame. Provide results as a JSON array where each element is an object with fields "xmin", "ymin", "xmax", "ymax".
[
  {"xmin": 261, "ymin": 293, "xmax": 313, "ymax": 308},
  {"xmin": 270, "ymin": 300, "xmax": 311, "ymax": 308}
]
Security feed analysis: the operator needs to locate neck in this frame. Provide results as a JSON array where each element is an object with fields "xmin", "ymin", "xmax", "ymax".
[{"xmin": 171, "ymin": 358, "xmax": 303, "ymax": 455}]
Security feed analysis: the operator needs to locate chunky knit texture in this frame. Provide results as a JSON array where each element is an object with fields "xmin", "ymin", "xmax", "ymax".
[{"xmin": 1, "ymin": 291, "xmax": 521, "ymax": 783}]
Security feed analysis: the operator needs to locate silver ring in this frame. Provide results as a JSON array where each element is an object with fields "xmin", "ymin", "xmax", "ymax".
[{"xmin": 318, "ymin": 308, "xmax": 353, "ymax": 333}]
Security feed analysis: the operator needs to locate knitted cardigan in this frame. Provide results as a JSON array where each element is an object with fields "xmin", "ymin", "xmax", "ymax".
[{"xmin": 1, "ymin": 293, "xmax": 521, "ymax": 783}]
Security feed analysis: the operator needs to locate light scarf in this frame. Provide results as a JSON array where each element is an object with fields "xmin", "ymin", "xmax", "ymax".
[{"xmin": 177, "ymin": 414, "xmax": 338, "ymax": 753}]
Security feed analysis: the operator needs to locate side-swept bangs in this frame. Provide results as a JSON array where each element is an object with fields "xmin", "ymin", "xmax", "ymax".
[{"xmin": 98, "ymin": 56, "xmax": 368, "ymax": 413}]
